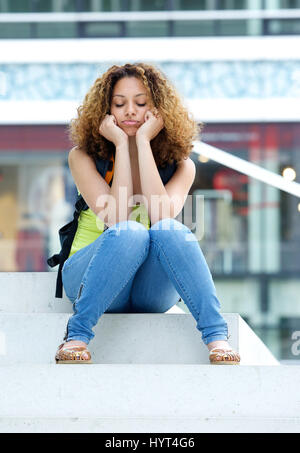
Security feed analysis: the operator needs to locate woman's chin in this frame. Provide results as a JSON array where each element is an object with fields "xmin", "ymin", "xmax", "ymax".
[
  {"xmin": 122, "ymin": 128, "xmax": 137, "ymax": 137},
  {"xmin": 119, "ymin": 125, "xmax": 137, "ymax": 137}
]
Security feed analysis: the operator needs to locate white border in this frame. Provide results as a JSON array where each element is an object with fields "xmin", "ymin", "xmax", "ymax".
[
  {"xmin": 0, "ymin": 36, "xmax": 300, "ymax": 63},
  {"xmin": 0, "ymin": 8, "xmax": 300, "ymax": 23},
  {"xmin": 0, "ymin": 98, "xmax": 299, "ymax": 124},
  {"xmin": 1, "ymin": 9, "xmax": 300, "ymax": 22}
]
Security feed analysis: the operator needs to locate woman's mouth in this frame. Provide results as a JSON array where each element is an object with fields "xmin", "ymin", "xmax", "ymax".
[{"xmin": 122, "ymin": 121, "xmax": 139, "ymax": 125}]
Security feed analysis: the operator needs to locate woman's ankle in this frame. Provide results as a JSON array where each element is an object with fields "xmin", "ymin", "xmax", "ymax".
[
  {"xmin": 207, "ymin": 340, "xmax": 232, "ymax": 351},
  {"xmin": 65, "ymin": 340, "xmax": 88, "ymax": 348}
]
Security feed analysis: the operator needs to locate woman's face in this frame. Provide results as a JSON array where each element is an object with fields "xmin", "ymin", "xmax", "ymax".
[{"xmin": 110, "ymin": 76, "xmax": 153, "ymax": 137}]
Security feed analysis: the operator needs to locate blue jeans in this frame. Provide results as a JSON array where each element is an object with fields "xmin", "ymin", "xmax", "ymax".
[{"xmin": 62, "ymin": 218, "xmax": 228, "ymax": 346}]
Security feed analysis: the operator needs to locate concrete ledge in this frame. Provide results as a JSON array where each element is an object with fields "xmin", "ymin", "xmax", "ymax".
[
  {"xmin": 0, "ymin": 365, "xmax": 298, "ymax": 433},
  {"xmin": 0, "ymin": 313, "xmax": 278, "ymax": 365},
  {"xmin": 2, "ymin": 416, "xmax": 300, "ymax": 433},
  {"xmin": 1, "ymin": 272, "xmax": 73, "ymax": 313},
  {"xmin": 0, "ymin": 271, "xmax": 183, "ymax": 313}
]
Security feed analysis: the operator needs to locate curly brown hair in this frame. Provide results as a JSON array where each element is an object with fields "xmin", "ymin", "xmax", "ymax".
[{"xmin": 68, "ymin": 62, "xmax": 201, "ymax": 167}]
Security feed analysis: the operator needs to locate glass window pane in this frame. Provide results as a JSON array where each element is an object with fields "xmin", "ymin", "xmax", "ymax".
[
  {"xmin": 280, "ymin": 0, "xmax": 300, "ymax": 7},
  {"xmin": 173, "ymin": 0, "xmax": 215, "ymax": 10},
  {"xmin": 31, "ymin": 0, "xmax": 78, "ymax": 12},
  {"xmin": 173, "ymin": 20, "xmax": 215, "ymax": 36},
  {"xmin": 268, "ymin": 19, "xmax": 300, "ymax": 34},
  {"xmin": 83, "ymin": 21, "xmax": 121, "ymax": 37},
  {"xmin": 36, "ymin": 22, "xmax": 77, "ymax": 38},
  {"xmin": 0, "ymin": 0, "xmax": 31, "ymax": 12},
  {"xmin": 0, "ymin": 22, "xmax": 32, "ymax": 38},
  {"xmin": 77, "ymin": 0, "xmax": 124, "ymax": 12},
  {"xmin": 281, "ymin": 0, "xmax": 300, "ymax": 8},
  {"xmin": 218, "ymin": 0, "xmax": 248, "ymax": 9},
  {"xmin": 128, "ymin": 0, "xmax": 166, "ymax": 11},
  {"xmin": 32, "ymin": 0, "xmax": 53, "ymax": 12},
  {"xmin": 126, "ymin": 20, "xmax": 168, "ymax": 37},
  {"xmin": 218, "ymin": 19, "xmax": 248, "ymax": 35},
  {"xmin": 52, "ymin": 0, "xmax": 77, "ymax": 12},
  {"xmin": 267, "ymin": 0, "xmax": 300, "ymax": 8}
]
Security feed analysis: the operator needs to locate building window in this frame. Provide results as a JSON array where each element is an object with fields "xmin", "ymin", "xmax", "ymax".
[
  {"xmin": 266, "ymin": 0, "xmax": 300, "ymax": 8},
  {"xmin": 127, "ymin": 20, "xmax": 169, "ymax": 37},
  {"xmin": 173, "ymin": 0, "xmax": 217, "ymax": 10},
  {"xmin": 173, "ymin": 20, "xmax": 215, "ymax": 36},
  {"xmin": 35, "ymin": 0, "xmax": 77, "ymax": 12},
  {"xmin": 0, "ymin": 0, "xmax": 31, "ymax": 12},
  {"xmin": 82, "ymin": 21, "xmax": 122, "ymax": 37},
  {"xmin": 268, "ymin": 19, "xmax": 300, "ymax": 34},
  {"xmin": 32, "ymin": 0, "xmax": 53, "ymax": 12},
  {"xmin": 217, "ymin": 0, "xmax": 250, "ymax": 9},
  {"xmin": 127, "ymin": 0, "xmax": 167, "ymax": 11},
  {"xmin": 0, "ymin": 22, "xmax": 32, "ymax": 38},
  {"xmin": 0, "ymin": 0, "xmax": 80, "ymax": 12},
  {"xmin": 218, "ymin": 19, "xmax": 248, "ymax": 35},
  {"xmin": 36, "ymin": 22, "xmax": 77, "ymax": 38},
  {"xmin": 79, "ymin": 0, "xmax": 124, "ymax": 12}
]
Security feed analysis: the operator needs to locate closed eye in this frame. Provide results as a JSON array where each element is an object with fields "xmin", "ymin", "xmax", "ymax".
[{"xmin": 115, "ymin": 103, "xmax": 146, "ymax": 107}]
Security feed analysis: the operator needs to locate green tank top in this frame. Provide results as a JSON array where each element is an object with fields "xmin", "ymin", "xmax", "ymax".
[{"xmin": 68, "ymin": 190, "xmax": 150, "ymax": 258}]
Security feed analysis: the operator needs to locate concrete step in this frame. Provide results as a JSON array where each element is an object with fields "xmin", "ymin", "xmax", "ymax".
[
  {"xmin": 1, "ymin": 272, "xmax": 76, "ymax": 313},
  {"xmin": 0, "ymin": 364, "xmax": 299, "ymax": 433},
  {"xmin": 0, "ymin": 271, "xmax": 290, "ymax": 433},
  {"xmin": 0, "ymin": 271, "xmax": 184, "ymax": 313},
  {"xmin": 0, "ymin": 313, "xmax": 278, "ymax": 365}
]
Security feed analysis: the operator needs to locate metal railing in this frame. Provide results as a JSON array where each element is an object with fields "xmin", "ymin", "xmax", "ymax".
[{"xmin": 193, "ymin": 140, "xmax": 300, "ymax": 199}]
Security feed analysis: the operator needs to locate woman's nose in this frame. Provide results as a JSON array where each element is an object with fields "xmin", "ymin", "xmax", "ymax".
[{"xmin": 125, "ymin": 102, "xmax": 136, "ymax": 116}]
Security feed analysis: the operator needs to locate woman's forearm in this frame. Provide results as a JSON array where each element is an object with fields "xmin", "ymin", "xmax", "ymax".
[
  {"xmin": 101, "ymin": 141, "xmax": 133, "ymax": 227},
  {"xmin": 136, "ymin": 137, "xmax": 173, "ymax": 225}
]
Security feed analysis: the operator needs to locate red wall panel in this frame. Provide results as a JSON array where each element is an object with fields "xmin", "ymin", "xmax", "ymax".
[{"xmin": 0, "ymin": 125, "xmax": 72, "ymax": 151}]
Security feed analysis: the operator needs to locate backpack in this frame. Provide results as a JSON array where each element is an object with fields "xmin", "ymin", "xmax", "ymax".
[{"xmin": 47, "ymin": 152, "xmax": 177, "ymax": 298}]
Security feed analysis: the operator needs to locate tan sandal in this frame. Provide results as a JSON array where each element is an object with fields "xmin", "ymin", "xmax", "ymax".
[
  {"xmin": 55, "ymin": 342, "xmax": 93, "ymax": 364},
  {"xmin": 209, "ymin": 348, "xmax": 240, "ymax": 365}
]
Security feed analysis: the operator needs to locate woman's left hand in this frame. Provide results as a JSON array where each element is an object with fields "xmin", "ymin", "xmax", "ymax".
[{"xmin": 136, "ymin": 109, "xmax": 164, "ymax": 142}]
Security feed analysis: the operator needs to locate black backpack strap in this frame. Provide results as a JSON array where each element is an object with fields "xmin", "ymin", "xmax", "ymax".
[
  {"xmin": 55, "ymin": 211, "xmax": 80, "ymax": 298},
  {"xmin": 55, "ymin": 208, "xmax": 81, "ymax": 298},
  {"xmin": 47, "ymin": 195, "xmax": 87, "ymax": 298},
  {"xmin": 47, "ymin": 253, "xmax": 60, "ymax": 268},
  {"xmin": 75, "ymin": 195, "xmax": 88, "ymax": 212},
  {"xmin": 158, "ymin": 160, "xmax": 177, "ymax": 185},
  {"xmin": 55, "ymin": 262, "xmax": 64, "ymax": 299}
]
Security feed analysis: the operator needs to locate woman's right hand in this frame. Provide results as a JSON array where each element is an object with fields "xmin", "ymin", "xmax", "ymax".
[{"xmin": 99, "ymin": 114, "xmax": 128, "ymax": 147}]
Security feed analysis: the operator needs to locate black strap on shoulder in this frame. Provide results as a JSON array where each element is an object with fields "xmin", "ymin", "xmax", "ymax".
[
  {"xmin": 47, "ymin": 195, "xmax": 87, "ymax": 298},
  {"xmin": 55, "ymin": 213, "xmax": 80, "ymax": 298}
]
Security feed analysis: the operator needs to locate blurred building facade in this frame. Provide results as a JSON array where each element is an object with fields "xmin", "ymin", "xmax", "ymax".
[{"xmin": 0, "ymin": 0, "xmax": 300, "ymax": 360}]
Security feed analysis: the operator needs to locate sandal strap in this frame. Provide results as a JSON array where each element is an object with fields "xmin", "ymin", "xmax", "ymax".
[
  {"xmin": 55, "ymin": 342, "xmax": 91, "ymax": 361},
  {"xmin": 61, "ymin": 345, "xmax": 87, "ymax": 351},
  {"xmin": 209, "ymin": 348, "xmax": 234, "ymax": 354},
  {"xmin": 209, "ymin": 348, "xmax": 240, "ymax": 362}
]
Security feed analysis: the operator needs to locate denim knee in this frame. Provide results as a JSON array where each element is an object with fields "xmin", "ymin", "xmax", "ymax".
[
  {"xmin": 107, "ymin": 220, "xmax": 150, "ymax": 250},
  {"xmin": 110, "ymin": 219, "xmax": 148, "ymax": 231},
  {"xmin": 150, "ymin": 217, "xmax": 188, "ymax": 231}
]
